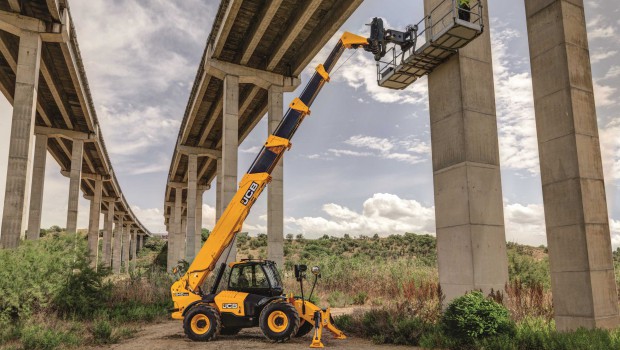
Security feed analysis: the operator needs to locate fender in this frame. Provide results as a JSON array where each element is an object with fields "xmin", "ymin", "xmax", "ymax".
[
  {"xmin": 181, "ymin": 295, "xmax": 216, "ymax": 317},
  {"xmin": 257, "ymin": 296, "xmax": 286, "ymax": 308}
]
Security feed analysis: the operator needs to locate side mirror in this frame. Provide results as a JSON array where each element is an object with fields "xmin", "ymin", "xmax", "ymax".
[{"xmin": 294, "ymin": 264, "xmax": 307, "ymax": 279}]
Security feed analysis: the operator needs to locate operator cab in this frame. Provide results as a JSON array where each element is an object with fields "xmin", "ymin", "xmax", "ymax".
[{"xmin": 227, "ymin": 260, "xmax": 283, "ymax": 297}]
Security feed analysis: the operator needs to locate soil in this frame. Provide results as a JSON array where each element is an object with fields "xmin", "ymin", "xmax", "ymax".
[{"xmin": 89, "ymin": 318, "xmax": 414, "ymax": 350}]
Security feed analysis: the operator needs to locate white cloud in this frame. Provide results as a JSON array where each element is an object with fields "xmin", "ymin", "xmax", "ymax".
[
  {"xmin": 603, "ymin": 66, "xmax": 620, "ymax": 80},
  {"xmin": 345, "ymin": 135, "xmax": 394, "ymax": 152},
  {"xmin": 329, "ymin": 134, "xmax": 429, "ymax": 165},
  {"xmin": 586, "ymin": 15, "xmax": 616, "ymax": 40},
  {"xmin": 503, "ymin": 202, "xmax": 546, "ymax": 245},
  {"xmin": 241, "ymin": 146, "xmax": 262, "ymax": 154},
  {"xmin": 593, "ymin": 81, "xmax": 618, "ymax": 107},
  {"xmin": 600, "ymin": 119, "xmax": 620, "ymax": 181},
  {"xmin": 612, "ymin": 219, "xmax": 620, "ymax": 248},
  {"xmin": 591, "ymin": 50, "xmax": 618, "ymax": 63},
  {"xmin": 286, "ymin": 193, "xmax": 435, "ymax": 237},
  {"xmin": 491, "ymin": 23, "xmax": 540, "ymax": 175}
]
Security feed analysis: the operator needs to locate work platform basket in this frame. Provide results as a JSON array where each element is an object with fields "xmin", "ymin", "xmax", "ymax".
[{"xmin": 377, "ymin": 0, "xmax": 484, "ymax": 90}]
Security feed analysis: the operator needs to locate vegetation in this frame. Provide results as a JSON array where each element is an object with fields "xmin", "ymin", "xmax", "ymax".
[{"xmin": 0, "ymin": 231, "xmax": 172, "ymax": 349}]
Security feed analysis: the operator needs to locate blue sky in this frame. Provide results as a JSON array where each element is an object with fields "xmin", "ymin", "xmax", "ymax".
[{"xmin": 0, "ymin": 1, "xmax": 618, "ymax": 247}]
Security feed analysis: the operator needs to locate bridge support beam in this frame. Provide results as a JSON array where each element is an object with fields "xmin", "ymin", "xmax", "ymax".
[
  {"xmin": 168, "ymin": 187, "xmax": 183, "ymax": 271},
  {"xmin": 194, "ymin": 188, "xmax": 206, "ymax": 259},
  {"xmin": 131, "ymin": 228, "xmax": 137, "ymax": 263},
  {"xmin": 66, "ymin": 139, "xmax": 83, "ymax": 234},
  {"xmin": 216, "ymin": 156, "xmax": 223, "ymax": 221},
  {"xmin": 87, "ymin": 179, "xmax": 102, "ymax": 268},
  {"xmin": 217, "ymin": 74, "xmax": 239, "ymax": 265},
  {"xmin": 424, "ymin": 0, "xmax": 508, "ymax": 304},
  {"xmin": 267, "ymin": 85, "xmax": 284, "ymax": 268},
  {"xmin": 525, "ymin": 0, "xmax": 619, "ymax": 330},
  {"xmin": 1, "ymin": 31, "xmax": 42, "ymax": 248},
  {"xmin": 102, "ymin": 204, "xmax": 115, "ymax": 267},
  {"xmin": 186, "ymin": 154, "xmax": 198, "ymax": 262},
  {"xmin": 112, "ymin": 216, "xmax": 123, "ymax": 274},
  {"xmin": 122, "ymin": 224, "xmax": 130, "ymax": 273},
  {"xmin": 27, "ymin": 134, "xmax": 47, "ymax": 240}
]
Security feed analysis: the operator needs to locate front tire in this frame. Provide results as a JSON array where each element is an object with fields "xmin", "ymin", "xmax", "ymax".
[
  {"xmin": 183, "ymin": 304, "xmax": 221, "ymax": 341},
  {"xmin": 259, "ymin": 301, "xmax": 300, "ymax": 342}
]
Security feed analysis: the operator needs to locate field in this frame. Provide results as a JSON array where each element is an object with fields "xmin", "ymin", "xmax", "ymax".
[{"xmin": 2, "ymin": 229, "xmax": 620, "ymax": 349}]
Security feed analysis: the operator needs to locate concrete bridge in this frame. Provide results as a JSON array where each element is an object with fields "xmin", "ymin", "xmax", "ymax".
[
  {"xmin": 164, "ymin": 0, "xmax": 620, "ymax": 332},
  {"xmin": 0, "ymin": 0, "xmax": 150, "ymax": 273},
  {"xmin": 163, "ymin": 0, "xmax": 363, "ymax": 268}
]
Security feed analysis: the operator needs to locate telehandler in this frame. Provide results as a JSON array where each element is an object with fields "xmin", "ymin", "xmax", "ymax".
[{"xmin": 170, "ymin": 19, "xmax": 421, "ymax": 348}]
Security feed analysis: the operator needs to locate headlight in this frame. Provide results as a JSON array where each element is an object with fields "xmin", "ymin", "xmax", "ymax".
[{"xmin": 311, "ymin": 266, "xmax": 320, "ymax": 275}]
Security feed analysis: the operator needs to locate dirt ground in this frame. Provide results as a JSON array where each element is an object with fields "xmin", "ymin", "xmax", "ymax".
[{"xmin": 89, "ymin": 319, "xmax": 415, "ymax": 350}]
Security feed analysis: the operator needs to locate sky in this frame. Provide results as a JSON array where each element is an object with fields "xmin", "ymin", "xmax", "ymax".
[{"xmin": 0, "ymin": 0, "xmax": 618, "ymax": 248}]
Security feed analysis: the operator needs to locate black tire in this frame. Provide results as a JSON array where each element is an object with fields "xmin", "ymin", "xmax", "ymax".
[
  {"xmin": 295, "ymin": 320, "xmax": 314, "ymax": 338},
  {"xmin": 183, "ymin": 304, "xmax": 221, "ymax": 341},
  {"xmin": 220, "ymin": 327, "xmax": 242, "ymax": 335},
  {"xmin": 259, "ymin": 301, "xmax": 300, "ymax": 342}
]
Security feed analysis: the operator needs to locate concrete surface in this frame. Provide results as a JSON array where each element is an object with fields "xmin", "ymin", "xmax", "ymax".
[
  {"xmin": 525, "ymin": 0, "xmax": 620, "ymax": 330},
  {"xmin": 26, "ymin": 133, "xmax": 47, "ymax": 240},
  {"xmin": 267, "ymin": 84, "xmax": 284, "ymax": 268},
  {"xmin": 425, "ymin": 0, "xmax": 509, "ymax": 304}
]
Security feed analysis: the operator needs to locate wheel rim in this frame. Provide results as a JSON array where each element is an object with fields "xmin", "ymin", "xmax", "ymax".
[
  {"xmin": 190, "ymin": 314, "xmax": 211, "ymax": 335},
  {"xmin": 267, "ymin": 310, "xmax": 289, "ymax": 333}
]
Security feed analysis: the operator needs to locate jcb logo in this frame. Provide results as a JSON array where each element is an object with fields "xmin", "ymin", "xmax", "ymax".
[
  {"xmin": 222, "ymin": 303, "xmax": 238, "ymax": 309},
  {"xmin": 241, "ymin": 182, "xmax": 259, "ymax": 206}
]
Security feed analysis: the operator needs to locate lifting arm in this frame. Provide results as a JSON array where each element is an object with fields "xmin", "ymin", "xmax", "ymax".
[{"xmin": 171, "ymin": 31, "xmax": 370, "ymax": 318}]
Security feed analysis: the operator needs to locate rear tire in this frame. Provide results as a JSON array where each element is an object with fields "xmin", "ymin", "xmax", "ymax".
[
  {"xmin": 259, "ymin": 301, "xmax": 300, "ymax": 342},
  {"xmin": 183, "ymin": 304, "xmax": 221, "ymax": 341}
]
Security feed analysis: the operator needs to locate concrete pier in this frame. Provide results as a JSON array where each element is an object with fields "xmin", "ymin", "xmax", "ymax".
[
  {"xmin": 102, "ymin": 203, "xmax": 115, "ymax": 267},
  {"xmin": 168, "ymin": 187, "xmax": 183, "ymax": 270},
  {"xmin": 525, "ymin": 0, "xmax": 620, "ymax": 330},
  {"xmin": 26, "ymin": 134, "xmax": 47, "ymax": 240},
  {"xmin": 193, "ymin": 187, "xmax": 206, "ymax": 259},
  {"xmin": 112, "ymin": 216, "xmax": 123, "ymax": 274},
  {"xmin": 122, "ymin": 224, "xmax": 130, "ymax": 272},
  {"xmin": 66, "ymin": 139, "xmax": 83, "ymax": 234},
  {"xmin": 1, "ymin": 31, "xmax": 42, "ymax": 248},
  {"xmin": 186, "ymin": 154, "xmax": 198, "ymax": 262},
  {"xmin": 424, "ymin": 0, "xmax": 509, "ymax": 303},
  {"xmin": 216, "ymin": 156, "xmax": 223, "ymax": 221},
  {"xmin": 87, "ymin": 179, "xmax": 102, "ymax": 267},
  {"xmin": 267, "ymin": 85, "xmax": 284, "ymax": 267},
  {"xmin": 218, "ymin": 75, "xmax": 239, "ymax": 264}
]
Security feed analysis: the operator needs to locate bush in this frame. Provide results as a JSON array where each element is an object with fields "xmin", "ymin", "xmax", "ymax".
[
  {"xmin": 20, "ymin": 323, "xmax": 79, "ymax": 350},
  {"xmin": 91, "ymin": 318, "xmax": 116, "ymax": 344},
  {"xmin": 337, "ymin": 308, "xmax": 435, "ymax": 346},
  {"xmin": 442, "ymin": 291, "xmax": 514, "ymax": 343}
]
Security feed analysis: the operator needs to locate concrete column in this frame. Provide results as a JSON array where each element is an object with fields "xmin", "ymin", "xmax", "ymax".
[
  {"xmin": 131, "ymin": 228, "xmax": 137, "ymax": 261},
  {"xmin": 186, "ymin": 154, "xmax": 198, "ymax": 262},
  {"xmin": 180, "ymin": 215, "xmax": 187, "ymax": 261},
  {"xmin": 66, "ymin": 139, "xmax": 84, "ymax": 234},
  {"xmin": 424, "ymin": 0, "xmax": 508, "ymax": 304},
  {"xmin": 102, "ymin": 203, "xmax": 115, "ymax": 267},
  {"xmin": 218, "ymin": 75, "xmax": 239, "ymax": 264},
  {"xmin": 27, "ymin": 134, "xmax": 47, "ymax": 240},
  {"xmin": 122, "ymin": 224, "xmax": 130, "ymax": 272},
  {"xmin": 87, "ymin": 179, "xmax": 102, "ymax": 268},
  {"xmin": 267, "ymin": 85, "xmax": 284, "ymax": 267},
  {"xmin": 140, "ymin": 235, "xmax": 145, "ymax": 250},
  {"xmin": 112, "ymin": 216, "xmax": 123, "ymax": 274},
  {"xmin": 216, "ymin": 156, "xmax": 223, "ymax": 221},
  {"xmin": 168, "ymin": 187, "xmax": 183, "ymax": 271},
  {"xmin": 1, "ymin": 31, "xmax": 42, "ymax": 248},
  {"xmin": 525, "ymin": 0, "xmax": 620, "ymax": 330},
  {"xmin": 195, "ymin": 187, "xmax": 205, "ymax": 259}
]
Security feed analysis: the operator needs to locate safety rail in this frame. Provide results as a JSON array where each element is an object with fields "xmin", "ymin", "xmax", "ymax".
[{"xmin": 376, "ymin": 0, "xmax": 483, "ymax": 90}]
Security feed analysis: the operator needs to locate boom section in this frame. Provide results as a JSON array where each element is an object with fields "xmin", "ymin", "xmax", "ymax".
[{"xmin": 171, "ymin": 32, "xmax": 369, "ymax": 316}]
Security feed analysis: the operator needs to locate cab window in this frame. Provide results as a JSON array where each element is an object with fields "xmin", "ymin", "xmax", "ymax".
[{"xmin": 229, "ymin": 264, "xmax": 270, "ymax": 289}]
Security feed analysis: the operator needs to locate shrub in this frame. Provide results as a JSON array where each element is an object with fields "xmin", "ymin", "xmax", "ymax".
[
  {"xmin": 442, "ymin": 291, "xmax": 514, "ymax": 343},
  {"xmin": 91, "ymin": 318, "xmax": 116, "ymax": 344},
  {"xmin": 20, "ymin": 323, "xmax": 79, "ymax": 350}
]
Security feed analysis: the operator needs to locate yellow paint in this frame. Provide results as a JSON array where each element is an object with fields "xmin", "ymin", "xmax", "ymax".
[
  {"xmin": 190, "ymin": 314, "xmax": 211, "ymax": 335},
  {"xmin": 315, "ymin": 64, "xmax": 330, "ymax": 82},
  {"xmin": 341, "ymin": 31, "xmax": 369, "ymax": 49},
  {"xmin": 214, "ymin": 290, "xmax": 248, "ymax": 316},
  {"xmin": 267, "ymin": 310, "xmax": 289, "ymax": 333},
  {"xmin": 289, "ymin": 97, "xmax": 310, "ymax": 114}
]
